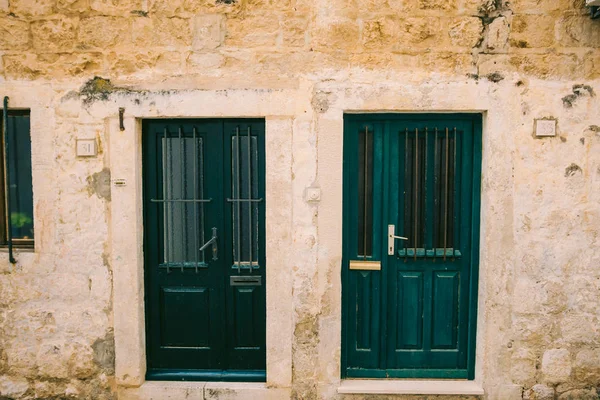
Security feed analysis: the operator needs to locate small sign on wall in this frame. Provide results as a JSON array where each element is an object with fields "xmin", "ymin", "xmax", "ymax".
[
  {"xmin": 76, "ymin": 139, "xmax": 97, "ymax": 157},
  {"xmin": 534, "ymin": 118, "xmax": 557, "ymax": 138}
]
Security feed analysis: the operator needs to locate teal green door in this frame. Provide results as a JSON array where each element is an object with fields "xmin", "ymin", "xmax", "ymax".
[
  {"xmin": 342, "ymin": 114, "xmax": 482, "ymax": 379},
  {"xmin": 142, "ymin": 119, "xmax": 266, "ymax": 381}
]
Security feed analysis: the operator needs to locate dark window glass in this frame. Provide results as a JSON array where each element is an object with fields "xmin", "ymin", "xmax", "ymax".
[
  {"xmin": 1, "ymin": 111, "xmax": 34, "ymax": 247},
  {"xmin": 358, "ymin": 127, "xmax": 373, "ymax": 257}
]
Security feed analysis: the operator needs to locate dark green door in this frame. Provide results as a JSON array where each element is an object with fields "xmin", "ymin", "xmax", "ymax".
[
  {"xmin": 342, "ymin": 114, "xmax": 482, "ymax": 379},
  {"xmin": 142, "ymin": 119, "xmax": 266, "ymax": 382}
]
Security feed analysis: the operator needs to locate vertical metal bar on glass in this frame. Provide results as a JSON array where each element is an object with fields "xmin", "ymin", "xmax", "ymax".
[
  {"xmin": 414, "ymin": 128, "xmax": 418, "ymax": 261},
  {"xmin": 163, "ymin": 128, "xmax": 170, "ymax": 273},
  {"xmin": 247, "ymin": 127, "xmax": 253, "ymax": 274},
  {"xmin": 404, "ymin": 127, "xmax": 408, "ymax": 261},
  {"xmin": 433, "ymin": 127, "xmax": 438, "ymax": 261},
  {"xmin": 235, "ymin": 127, "xmax": 242, "ymax": 274},
  {"xmin": 453, "ymin": 127, "xmax": 457, "ymax": 260},
  {"xmin": 179, "ymin": 127, "xmax": 185, "ymax": 272},
  {"xmin": 363, "ymin": 127, "xmax": 369, "ymax": 260},
  {"xmin": 2, "ymin": 97, "xmax": 15, "ymax": 264},
  {"xmin": 193, "ymin": 127, "xmax": 199, "ymax": 273},
  {"xmin": 444, "ymin": 127, "xmax": 449, "ymax": 261}
]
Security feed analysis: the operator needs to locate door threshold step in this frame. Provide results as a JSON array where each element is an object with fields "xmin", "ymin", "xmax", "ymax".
[{"xmin": 338, "ymin": 379, "xmax": 484, "ymax": 396}]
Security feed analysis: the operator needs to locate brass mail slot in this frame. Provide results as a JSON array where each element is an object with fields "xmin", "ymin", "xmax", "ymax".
[{"xmin": 349, "ymin": 260, "xmax": 381, "ymax": 271}]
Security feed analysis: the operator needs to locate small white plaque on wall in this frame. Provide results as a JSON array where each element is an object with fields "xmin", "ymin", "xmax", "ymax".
[
  {"xmin": 535, "ymin": 119, "xmax": 557, "ymax": 138},
  {"xmin": 76, "ymin": 139, "xmax": 97, "ymax": 157}
]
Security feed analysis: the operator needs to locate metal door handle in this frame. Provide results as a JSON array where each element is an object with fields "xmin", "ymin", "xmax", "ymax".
[
  {"xmin": 388, "ymin": 224, "xmax": 408, "ymax": 255},
  {"xmin": 199, "ymin": 227, "xmax": 218, "ymax": 261}
]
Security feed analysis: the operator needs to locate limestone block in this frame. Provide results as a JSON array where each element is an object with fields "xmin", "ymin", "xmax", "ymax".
[
  {"xmin": 192, "ymin": 14, "xmax": 224, "ymax": 50},
  {"xmin": 573, "ymin": 349, "xmax": 600, "ymax": 382},
  {"xmin": 448, "ymin": 17, "xmax": 483, "ymax": 47},
  {"xmin": 226, "ymin": 14, "xmax": 280, "ymax": 47},
  {"xmin": 0, "ymin": 376, "xmax": 29, "ymax": 398},
  {"xmin": 245, "ymin": 0, "xmax": 292, "ymax": 11},
  {"xmin": 9, "ymin": 0, "xmax": 54, "ymax": 17},
  {"xmin": 281, "ymin": 16, "xmax": 308, "ymax": 47},
  {"xmin": 510, "ymin": 15, "xmax": 555, "ymax": 48},
  {"xmin": 560, "ymin": 314, "xmax": 599, "ymax": 344},
  {"xmin": 488, "ymin": 384, "xmax": 524, "ymax": 400},
  {"xmin": 34, "ymin": 381, "xmax": 65, "ymax": 398},
  {"xmin": 3, "ymin": 52, "xmax": 103, "ymax": 79},
  {"xmin": 523, "ymin": 384, "xmax": 555, "ymax": 400},
  {"xmin": 361, "ymin": 17, "xmax": 398, "ymax": 50},
  {"xmin": 478, "ymin": 53, "xmax": 582, "ymax": 79},
  {"xmin": 132, "ymin": 16, "xmax": 192, "ymax": 48},
  {"xmin": 459, "ymin": 0, "xmax": 482, "ymax": 13},
  {"xmin": 32, "ymin": 18, "xmax": 78, "ymax": 52},
  {"xmin": 184, "ymin": 0, "xmax": 243, "ymax": 14},
  {"xmin": 417, "ymin": 0, "xmax": 458, "ymax": 10},
  {"xmin": 90, "ymin": 0, "xmax": 143, "ymax": 15},
  {"xmin": 78, "ymin": 17, "xmax": 132, "ymax": 49},
  {"xmin": 510, "ymin": 348, "xmax": 537, "ymax": 386},
  {"xmin": 148, "ymin": 0, "xmax": 185, "ymax": 14},
  {"xmin": 389, "ymin": 52, "xmax": 473, "ymax": 75},
  {"xmin": 487, "ymin": 16, "xmax": 509, "ymax": 51},
  {"xmin": 396, "ymin": 17, "xmax": 441, "ymax": 47},
  {"xmin": 311, "ymin": 19, "xmax": 358, "ymax": 52},
  {"xmin": 0, "ymin": 18, "xmax": 30, "ymax": 50},
  {"xmin": 56, "ymin": 0, "xmax": 89, "ymax": 13},
  {"xmin": 512, "ymin": 0, "xmax": 561, "ymax": 12},
  {"xmin": 107, "ymin": 51, "xmax": 160, "ymax": 75},
  {"xmin": 186, "ymin": 52, "xmax": 224, "ymax": 71},
  {"xmin": 356, "ymin": 0, "xmax": 404, "ymax": 13},
  {"xmin": 558, "ymin": 388, "xmax": 598, "ymax": 400},
  {"xmin": 542, "ymin": 348, "xmax": 572, "ymax": 383},
  {"xmin": 68, "ymin": 341, "xmax": 97, "ymax": 378},
  {"xmin": 37, "ymin": 341, "xmax": 70, "ymax": 379},
  {"xmin": 557, "ymin": 15, "xmax": 600, "ymax": 48}
]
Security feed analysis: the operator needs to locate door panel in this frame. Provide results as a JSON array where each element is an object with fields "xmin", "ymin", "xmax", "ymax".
[
  {"xmin": 160, "ymin": 287, "xmax": 211, "ymax": 348},
  {"xmin": 343, "ymin": 114, "xmax": 482, "ymax": 379},
  {"xmin": 143, "ymin": 119, "xmax": 266, "ymax": 381}
]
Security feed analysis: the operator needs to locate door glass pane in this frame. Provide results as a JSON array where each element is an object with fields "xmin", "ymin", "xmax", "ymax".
[
  {"xmin": 358, "ymin": 127, "xmax": 373, "ymax": 257},
  {"xmin": 403, "ymin": 129, "xmax": 426, "ymax": 249},
  {"xmin": 400, "ymin": 127, "xmax": 458, "ymax": 256},
  {"xmin": 162, "ymin": 134, "xmax": 205, "ymax": 265},
  {"xmin": 434, "ymin": 129, "xmax": 456, "ymax": 250},
  {"xmin": 231, "ymin": 133, "xmax": 259, "ymax": 267},
  {"xmin": 7, "ymin": 114, "xmax": 33, "ymax": 242}
]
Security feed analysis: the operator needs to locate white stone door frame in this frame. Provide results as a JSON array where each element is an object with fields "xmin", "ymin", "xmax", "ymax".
[{"xmin": 107, "ymin": 89, "xmax": 295, "ymax": 389}]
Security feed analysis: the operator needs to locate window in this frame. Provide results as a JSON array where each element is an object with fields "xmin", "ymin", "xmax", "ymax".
[{"xmin": 0, "ymin": 110, "xmax": 34, "ymax": 249}]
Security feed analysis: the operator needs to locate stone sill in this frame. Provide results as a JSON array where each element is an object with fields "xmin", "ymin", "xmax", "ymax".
[
  {"xmin": 119, "ymin": 381, "xmax": 291, "ymax": 400},
  {"xmin": 338, "ymin": 379, "xmax": 485, "ymax": 396}
]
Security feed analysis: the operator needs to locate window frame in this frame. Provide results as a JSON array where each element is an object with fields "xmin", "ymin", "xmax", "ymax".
[{"xmin": 0, "ymin": 109, "xmax": 34, "ymax": 250}]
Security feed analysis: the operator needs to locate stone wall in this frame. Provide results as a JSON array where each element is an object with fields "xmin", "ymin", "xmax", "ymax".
[{"xmin": 0, "ymin": 0, "xmax": 599, "ymax": 399}]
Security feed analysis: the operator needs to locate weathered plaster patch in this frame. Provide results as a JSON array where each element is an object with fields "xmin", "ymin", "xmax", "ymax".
[
  {"xmin": 562, "ymin": 84, "xmax": 596, "ymax": 108},
  {"xmin": 87, "ymin": 168, "xmax": 111, "ymax": 201},
  {"xmin": 92, "ymin": 332, "xmax": 115, "ymax": 375},
  {"xmin": 565, "ymin": 163, "xmax": 582, "ymax": 177}
]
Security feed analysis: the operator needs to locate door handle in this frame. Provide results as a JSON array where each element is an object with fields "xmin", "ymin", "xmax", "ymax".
[
  {"xmin": 388, "ymin": 224, "xmax": 408, "ymax": 256},
  {"xmin": 199, "ymin": 227, "xmax": 218, "ymax": 261}
]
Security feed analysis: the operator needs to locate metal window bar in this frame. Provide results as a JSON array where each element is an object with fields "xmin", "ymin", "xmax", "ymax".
[
  {"xmin": 154, "ymin": 128, "xmax": 212, "ymax": 272},
  {"xmin": 433, "ymin": 127, "xmax": 438, "ymax": 262},
  {"xmin": 2, "ymin": 97, "xmax": 16, "ymax": 264},
  {"xmin": 162, "ymin": 128, "xmax": 170, "ymax": 272},
  {"xmin": 179, "ymin": 128, "xmax": 185, "ymax": 272},
  {"xmin": 453, "ymin": 127, "xmax": 458, "ymax": 261},
  {"xmin": 403, "ymin": 127, "xmax": 409, "ymax": 261},
  {"xmin": 229, "ymin": 127, "xmax": 262, "ymax": 272},
  {"xmin": 363, "ymin": 127, "xmax": 369, "ymax": 260},
  {"xmin": 398, "ymin": 126, "xmax": 461, "ymax": 260},
  {"xmin": 235, "ymin": 127, "xmax": 242, "ymax": 273}
]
